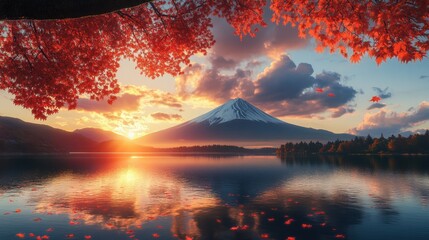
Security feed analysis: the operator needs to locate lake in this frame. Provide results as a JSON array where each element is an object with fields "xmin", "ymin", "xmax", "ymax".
[{"xmin": 1, "ymin": 154, "xmax": 429, "ymax": 240}]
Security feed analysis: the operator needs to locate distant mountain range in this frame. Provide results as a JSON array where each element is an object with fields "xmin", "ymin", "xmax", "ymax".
[
  {"xmin": 73, "ymin": 128, "xmax": 126, "ymax": 142},
  {"xmin": 139, "ymin": 98, "xmax": 354, "ymax": 146},
  {"xmin": 0, "ymin": 98, "xmax": 354, "ymax": 152},
  {"xmin": 0, "ymin": 116, "xmax": 96, "ymax": 152}
]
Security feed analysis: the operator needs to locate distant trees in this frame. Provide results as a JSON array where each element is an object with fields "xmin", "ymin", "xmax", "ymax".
[{"xmin": 277, "ymin": 131, "xmax": 429, "ymax": 156}]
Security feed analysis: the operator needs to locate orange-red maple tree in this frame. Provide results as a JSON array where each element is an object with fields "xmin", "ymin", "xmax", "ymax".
[
  {"xmin": 271, "ymin": 0, "xmax": 429, "ymax": 64},
  {"xmin": 0, "ymin": 0, "xmax": 428, "ymax": 119}
]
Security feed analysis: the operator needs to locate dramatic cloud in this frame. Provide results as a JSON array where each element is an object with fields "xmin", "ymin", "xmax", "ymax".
[
  {"xmin": 77, "ymin": 93, "xmax": 141, "ymax": 112},
  {"xmin": 211, "ymin": 8, "xmax": 308, "ymax": 61},
  {"xmin": 253, "ymin": 57, "xmax": 314, "ymax": 102},
  {"xmin": 350, "ymin": 101, "xmax": 429, "ymax": 136},
  {"xmin": 372, "ymin": 87, "xmax": 392, "ymax": 99},
  {"xmin": 367, "ymin": 103, "xmax": 387, "ymax": 110},
  {"xmin": 177, "ymin": 55, "xmax": 357, "ymax": 118},
  {"xmin": 251, "ymin": 56, "xmax": 357, "ymax": 117},
  {"xmin": 177, "ymin": 63, "xmax": 255, "ymax": 103},
  {"xmin": 151, "ymin": 112, "xmax": 182, "ymax": 121}
]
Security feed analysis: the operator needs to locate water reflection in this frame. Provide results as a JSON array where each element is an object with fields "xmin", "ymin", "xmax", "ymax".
[{"xmin": 0, "ymin": 154, "xmax": 429, "ymax": 239}]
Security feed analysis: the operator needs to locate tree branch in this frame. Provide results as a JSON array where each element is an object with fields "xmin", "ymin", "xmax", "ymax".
[{"xmin": 0, "ymin": 0, "xmax": 153, "ymax": 20}]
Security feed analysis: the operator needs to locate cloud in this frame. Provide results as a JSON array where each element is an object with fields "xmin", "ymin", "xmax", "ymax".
[
  {"xmin": 76, "ymin": 85, "xmax": 183, "ymax": 113},
  {"xmin": 331, "ymin": 107, "xmax": 355, "ymax": 118},
  {"xmin": 367, "ymin": 103, "xmax": 387, "ymax": 110},
  {"xmin": 372, "ymin": 87, "xmax": 392, "ymax": 99},
  {"xmin": 419, "ymin": 75, "xmax": 429, "ymax": 79},
  {"xmin": 350, "ymin": 101, "xmax": 429, "ymax": 136},
  {"xmin": 253, "ymin": 56, "xmax": 314, "ymax": 102},
  {"xmin": 209, "ymin": 56, "xmax": 238, "ymax": 70},
  {"xmin": 177, "ymin": 63, "xmax": 255, "ymax": 103},
  {"xmin": 251, "ymin": 56, "xmax": 357, "ymax": 117},
  {"xmin": 122, "ymin": 85, "xmax": 182, "ymax": 109},
  {"xmin": 77, "ymin": 93, "xmax": 141, "ymax": 112},
  {"xmin": 151, "ymin": 112, "xmax": 182, "ymax": 121},
  {"xmin": 211, "ymin": 8, "xmax": 308, "ymax": 61},
  {"xmin": 177, "ymin": 55, "xmax": 357, "ymax": 118}
]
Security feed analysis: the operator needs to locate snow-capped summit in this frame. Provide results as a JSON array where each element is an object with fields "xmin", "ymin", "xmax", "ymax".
[
  {"xmin": 139, "ymin": 98, "xmax": 353, "ymax": 146},
  {"xmin": 188, "ymin": 98, "xmax": 284, "ymax": 125}
]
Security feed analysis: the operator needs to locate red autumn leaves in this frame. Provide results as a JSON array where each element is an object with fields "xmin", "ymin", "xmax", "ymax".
[
  {"xmin": 370, "ymin": 96, "xmax": 381, "ymax": 102},
  {"xmin": 1, "ymin": 0, "xmax": 427, "ymax": 119}
]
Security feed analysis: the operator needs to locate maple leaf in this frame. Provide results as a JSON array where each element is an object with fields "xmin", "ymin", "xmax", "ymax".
[
  {"xmin": 315, "ymin": 87, "xmax": 324, "ymax": 93},
  {"xmin": 370, "ymin": 96, "xmax": 381, "ymax": 102},
  {"xmin": 16, "ymin": 233, "xmax": 25, "ymax": 239}
]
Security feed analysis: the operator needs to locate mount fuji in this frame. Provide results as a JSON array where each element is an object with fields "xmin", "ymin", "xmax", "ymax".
[{"xmin": 139, "ymin": 98, "xmax": 353, "ymax": 146}]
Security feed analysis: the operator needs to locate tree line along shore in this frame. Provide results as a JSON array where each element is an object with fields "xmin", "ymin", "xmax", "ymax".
[{"xmin": 277, "ymin": 131, "xmax": 429, "ymax": 156}]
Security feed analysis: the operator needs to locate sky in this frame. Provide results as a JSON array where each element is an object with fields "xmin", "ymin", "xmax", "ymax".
[{"xmin": 1, "ymin": 12, "xmax": 429, "ymax": 139}]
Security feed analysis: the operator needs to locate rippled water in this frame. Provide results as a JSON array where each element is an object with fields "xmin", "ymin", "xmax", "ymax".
[{"xmin": 1, "ymin": 154, "xmax": 429, "ymax": 240}]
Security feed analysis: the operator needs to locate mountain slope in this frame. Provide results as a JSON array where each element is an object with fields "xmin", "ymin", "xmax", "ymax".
[
  {"xmin": 139, "ymin": 98, "xmax": 354, "ymax": 146},
  {"xmin": 74, "ymin": 128, "xmax": 126, "ymax": 143},
  {"xmin": 0, "ymin": 116, "xmax": 97, "ymax": 152}
]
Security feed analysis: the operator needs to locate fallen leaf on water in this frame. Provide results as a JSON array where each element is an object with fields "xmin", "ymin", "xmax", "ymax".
[
  {"xmin": 46, "ymin": 228, "xmax": 54, "ymax": 232},
  {"xmin": 33, "ymin": 217, "xmax": 42, "ymax": 222},
  {"xmin": 230, "ymin": 226, "xmax": 239, "ymax": 231},
  {"xmin": 152, "ymin": 233, "xmax": 160, "ymax": 238},
  {"xmin": 3, "ymin": 212, "xmax": 11, "ymax": 215},
  {"xmin": 16, "ymin": 233, "xmax": 25, "ymax": 238},
  {"xmin": 29, "ymin": 233, "xmax": 35, "ymax": 237},
  {"xmin": 84, "ymin": 235, "xmax": 92, "ymax": 239},
  {"xmin": 315, "ymin": 211, "xmax": 326, "ymax": 215},
  {"xmin": 66, "ymin": 233, "xmax": 75, "ymax": 239},
  {"xmin": 287, "ymin": 237, "xmax": 296, "ymax": 240},
  {"xmin": 336, "ymin": 234, "xmax": 346, "ymax": 239},
  {"xmin": 268, "ymin": 218, "xmax": 275, "ymax": 222},
  {"xmin": 260, "ymin": 233, "xmax": 269, "ymax": 239},
  {"xmin": 69, "ymin": 220, "xmax": 80, "ymax": 225},
  {"xmin": 185, "ymin": 236, "xmax": 193, "ymax": 240},
  {"xmin": 302, "ymin": 223, "xmax": 312, "ymax": 229},
  {"xmin": 284, "ymin": 218, "xmax": 294, "ymax": 225},
  {"xmin": 39, "ymin": 235, "xmax": 50, "ymax": 240},
  {"xmin": 328, "ymin": 93, "xmax": 335, "ymax": 97},
  {"xmin": 15, "ymin": 208, "xmax": 22, "ymax": 213},
  {"xmin": 216, "ymin": 219, "xmax": 222, "ymax": 223}
]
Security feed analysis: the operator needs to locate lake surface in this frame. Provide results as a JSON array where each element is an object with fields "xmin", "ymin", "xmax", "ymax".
[{"xmin": 1, "ymin": 154, "xmax": 429, "ymax": 240}]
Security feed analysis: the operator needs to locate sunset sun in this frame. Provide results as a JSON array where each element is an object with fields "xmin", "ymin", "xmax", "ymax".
[{"xmin": 127, "ymin": 131, "xmax": 136, "ymax": 140}]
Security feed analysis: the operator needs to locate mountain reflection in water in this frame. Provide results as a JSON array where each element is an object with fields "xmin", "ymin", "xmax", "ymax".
[{"xmin": 0, "ymin": 154, "xmax": 428, "ymax": 240}]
